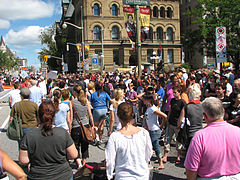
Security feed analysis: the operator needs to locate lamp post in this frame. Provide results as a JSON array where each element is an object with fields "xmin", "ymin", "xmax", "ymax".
[
  {"xmin": 62, "ymin": 19, "xmax": 85, "ymax": 72},
  {"xmin": 150, "ymin": 51, "xmax": 161, "ymax": 71}
]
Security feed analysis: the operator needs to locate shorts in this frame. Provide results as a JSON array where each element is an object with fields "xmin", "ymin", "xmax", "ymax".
[{"xmin": 93, "ymin": 109, "xmax": 108, "ymax": 122}]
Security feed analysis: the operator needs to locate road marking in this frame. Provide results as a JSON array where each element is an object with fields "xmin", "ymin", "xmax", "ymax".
[
  {"xmin": 0, "ymin": 90, "xmax": 11, "ymax": 99},
  {"xmin": 0, "ymin": 115, "xmax": 10, "ymax": 133}
]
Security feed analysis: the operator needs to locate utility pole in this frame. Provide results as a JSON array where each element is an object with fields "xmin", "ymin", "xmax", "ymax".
[
  {"xmin": 136, "ymin": 5, "xmax": 141, "ymax": 77},
  {"xmin": 81, "ymin": 6, "xmax": 85, "ymax": 73}
]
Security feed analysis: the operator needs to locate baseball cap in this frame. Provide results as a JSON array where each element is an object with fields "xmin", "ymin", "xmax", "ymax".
[{"xmin": 20, "ymin": 88, "xmax": 31, "ymax": 97}]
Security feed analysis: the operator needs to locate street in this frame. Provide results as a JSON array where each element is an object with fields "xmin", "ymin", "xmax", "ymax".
[{"xmin": 0, "ymin": 90, "xmax": 186, "ymax": 180}]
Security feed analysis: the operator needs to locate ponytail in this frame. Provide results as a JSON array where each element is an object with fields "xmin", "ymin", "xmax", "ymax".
[
  {"xmin": 53, "ymin": 89, "xmax": 61, "ymax": 112},
  {"xmin": 39, "ymin": 101, "xmax": 56, "ymax": 136}
]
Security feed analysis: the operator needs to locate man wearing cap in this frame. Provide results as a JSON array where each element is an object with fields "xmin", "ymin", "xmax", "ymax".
[
  {"xmin": 9, "ymin": 88, "xmax": 38, "ymax": 139},
  {"xmin": 185, "ymin": 97, "xmax": 240, "ymax": 180}
]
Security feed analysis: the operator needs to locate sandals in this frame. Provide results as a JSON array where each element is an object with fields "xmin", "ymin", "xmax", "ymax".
[
  {"xmin": 175, "ymin": 160, "xmax": 181, "ymax": 164},
  {"xmin": 154, "ymin": 166, "xmax": 165, "ymax": 170}
]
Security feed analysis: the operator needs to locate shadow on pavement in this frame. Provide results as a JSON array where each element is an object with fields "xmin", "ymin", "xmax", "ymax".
[{"xmin": 153, "ymin": 172, "xmax": 186, "ymax": 180}]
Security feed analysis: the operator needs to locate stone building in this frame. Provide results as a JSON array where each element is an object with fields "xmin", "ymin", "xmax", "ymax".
[{"xmin": 59, "ymin": 0, "xmax": 182, "ymax": 72}]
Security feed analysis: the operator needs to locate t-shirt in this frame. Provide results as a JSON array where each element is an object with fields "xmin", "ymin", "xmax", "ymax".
[
  {"xmin": 109, "ymin": 100, "xmax": 125, "ymax": 130},
  {"xmin": 106, "ymin": 128, "xmax": 152, "ymax": 180},
  {"xmin": 54, "ymin": 103, "xmax": 70, "ymax": 131},
  {"xmin": 72, "ymin": 99, "xmax": 89, "ymax": 128},
  {"xmin": 90, "ymin": 91, "xmax": 111, "ymax": 109},
  {"xmin": 10, "ymin": 101, "xmax": 38, "ymax": 128},
  {"xmin": 20, "ymin": 127, "xmax": 73, "ymax": 180},
  {"xmin": 9, "ymin": 89, "xmax": 21, "ymax": 108},
  {"xmin": 165, "ymin": 84, "xmax": 174, "ymax": 112},
  {"xmin": 169, "ymin": 98, "xmax": 186, "ymax": 126},
  {"xmin": 185, "ymin": 121, "xmax": 240, "ymax": 178},
  {"xmin": 157, "ymin": 88, "xmax": 165, "ymax": 101},
  {"xmin": 145, "ymin": 105, "xmax": 160, "ymax": 131}
]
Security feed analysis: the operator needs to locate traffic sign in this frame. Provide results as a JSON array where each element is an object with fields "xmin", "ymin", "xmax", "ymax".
[
  {"xmin": 216, "ymin": 27, "xmax": 227, "ymax": 63},
  {"xmin": 122, "ymin": 0, "xmax": 150, "ymax": 6},
  {"xmin": 92, "ymin": 58, "xmax": 98, "ymax": 64}
]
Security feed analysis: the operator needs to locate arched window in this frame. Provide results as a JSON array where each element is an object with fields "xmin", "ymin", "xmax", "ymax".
[
  {"xmin": 112, "ymin": 26, "xmax": 119, "ymax": 39},
  {"xmin": 160, "ymin": 7, "xmax": 165, "ymax": 18},
  {"xmin": 94, "ymin": 26, "xmax": 101, "ymax": 40},
  {"xmin": 147, "ymin": 27, "xmax": 153, "ymax": 40},
  {"xmin": 94, "ymin": 3, "xmax": 100, "ymax": 16},
  {"xmin": 156, "ymin": 27, "xmax": 163, "ymax": 40},
  {"xmin": 167, "ymin": 7, "xmax": 172, "ymax": 18},
  {"xmin": 166, "ymin": 27, "xmax": 173, "ymax": 41},
  {"xmin": 153, "ymin": 6, "xmax": 158, "ymax": 17},
  {"xmin": 112, "ymin": 4, "xmax": 118, "ymax": 16}
]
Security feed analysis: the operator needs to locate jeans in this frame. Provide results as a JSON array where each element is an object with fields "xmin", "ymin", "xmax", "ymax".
[{"xmin": 149, "ymin": 129, "xmax": 162, "ymax": 158}]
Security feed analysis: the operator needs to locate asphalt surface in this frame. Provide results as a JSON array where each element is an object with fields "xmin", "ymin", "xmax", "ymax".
[{"xmin": 0, "ymin": 90, "xmax": 186, "ymax": 180}]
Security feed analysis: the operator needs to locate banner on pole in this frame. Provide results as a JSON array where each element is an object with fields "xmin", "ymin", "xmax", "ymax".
[
  {"xmin": 140, "ymin": 7, "xmax": 150, "ymax": 42},
  {"xmin": 216, "ymin": 27, "xmax": 227, "ymax": 63},
  {"xmin": 123, "ymin": 7, "xmax": 136, "ymax": 42}
]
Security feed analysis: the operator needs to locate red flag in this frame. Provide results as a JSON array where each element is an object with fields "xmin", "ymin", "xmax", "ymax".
[{"xmin": 159, "ymin": 43, "xmax": 162, "ymax": 60}]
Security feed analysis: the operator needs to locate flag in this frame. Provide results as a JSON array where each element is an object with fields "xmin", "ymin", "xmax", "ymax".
[
  {"xmin": 140, "ymin": 7, "xmax": 150, "ymax": 42},
  {"xmin": 123, "ymin": 7, "xmax": 136, "ymax": 42},
  {"xmin": 159, "ymin": 43, "xmax": 162, "ymax": 60}
]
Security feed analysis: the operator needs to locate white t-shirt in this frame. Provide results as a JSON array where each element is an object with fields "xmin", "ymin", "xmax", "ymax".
[
  {"xmin": 38, "ymin": 80, "xmax": 47, "ymax": 96},
  {"xmin": 109, "ymin": 100, "xmax": 125, "ymax": 130},
  {"xmin": 9, "ymin": 89, "xmax": 21, "ymax": 108},
  {"xmin": 106, "ymin": 128, "xmax": 153, "ymax": 180},
  {"xmin": 226, "ymin": 83, "xmax": 233, "ymax": 96},
  {"xmin": 145, "ymin": 105, "xmax": 160, "ymax": 131}
]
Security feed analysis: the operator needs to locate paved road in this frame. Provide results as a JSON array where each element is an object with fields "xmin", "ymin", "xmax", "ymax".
[{"xmin": 0, "ymin": 90, "xmax": 186, "ymax": 180}]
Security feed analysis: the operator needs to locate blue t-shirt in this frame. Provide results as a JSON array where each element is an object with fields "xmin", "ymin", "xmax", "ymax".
[
  {"xmin": 157, "ymin": 88, "xmax": 165, "ymax": 101},
  {"xmin": 54, "ymin": 103, "xmax": 70, "ymax": 131},
  {"xmin": 90, "ymin": 91, "xmax": 111, "ymax": 109}
]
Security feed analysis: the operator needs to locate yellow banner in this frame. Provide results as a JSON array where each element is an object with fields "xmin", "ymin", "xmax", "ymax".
[{"xmin": 140, "ymin": 7, "xmax": 150, "ymax": 42}]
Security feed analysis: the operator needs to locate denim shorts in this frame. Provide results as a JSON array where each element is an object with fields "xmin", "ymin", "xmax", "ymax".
[{"xmin": 93, "ymin": 108, "xmax": 108, "ymax": 122}]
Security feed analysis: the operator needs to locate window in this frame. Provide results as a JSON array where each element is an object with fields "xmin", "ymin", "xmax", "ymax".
[
  {"xmin": 147, "ymin": 27, "xmax": 153, "ymax": 40},
  {"xmin": 166, "ymin": 27, "xmax": 173, "ymax": 41},
  {"xmin": 112, "ymin": 4, "xmax": 118, "ymax": 16},
  {"xmin": 147, "ymin": 49, "xmax": 153, "ymax": 63},
  {"xmin": 157, "ymin": 49, "xmax": 164, "ymax": 60},
  {"xmin": 160, "ymin": 7, "xmax": 165, "ymax": 18},
  {"xmin": 168, "ymin": 49, "xmax": 173, "ymax": 63},
  {"xmin": 112, "ymin": 26, "xmax": 119, "ymax": 40},
  {"xmin": 153, "ymin": 6, "xmax": 158, "ymax": 17},
  {"xmin": 94, "ymin": 3, "xmax": 100, "ymax": 16},
  {"xmin": 113, "ymin": 50, "xmax": 120, "ymax": 65},
  {"xmin": 94, "ymin": 26, "xmax": 101, "ymax": 40},
  {"xmin": 167, "ymin": 7, "xmax": 172, "ymax": 18},
  {"xmin": 156, "ymin": 27, "xmax": 163, "ymax": 40}
]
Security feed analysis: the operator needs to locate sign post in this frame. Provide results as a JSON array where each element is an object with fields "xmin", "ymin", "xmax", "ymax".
[
  {"xmin": 122, "ymin": 0, "xmax": 150, "ymax": 6},
  {"xmin": 216, "ymin": 27, "xmax": 227, "ymax": 63}
]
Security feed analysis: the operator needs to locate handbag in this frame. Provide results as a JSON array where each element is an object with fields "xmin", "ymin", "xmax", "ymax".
[
  {"xmin": 6, "ymin": 102, "xmax": 23, "ymax": 141},
  {"xmin": 176, "ymin": 106, "xmax": 189, "ymax": 145},
  {"xmin": 72, "ymin": 104, "xmax": 96, "ymax": 142}
]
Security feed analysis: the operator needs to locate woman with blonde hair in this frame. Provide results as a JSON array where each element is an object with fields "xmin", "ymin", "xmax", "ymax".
[
  {"xmin": 108, "ymin": 88, "xmax": 125, "ymax": 136},
  {"xmin": 87, "ymin": 81, "xmax": 95, "ymax": 101},
  {"xmin": 71, "ymin": 85, "xmax": 95, "ymax": 168}
]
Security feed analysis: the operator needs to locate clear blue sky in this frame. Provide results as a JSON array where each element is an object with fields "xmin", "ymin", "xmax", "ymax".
[{"xmin": 0, "ymin": 0, "xmax": 62, "ymax": 70}]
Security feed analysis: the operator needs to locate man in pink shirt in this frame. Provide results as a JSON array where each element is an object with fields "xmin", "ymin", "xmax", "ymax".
[{"xmin": 184, "ymin": 97, "xmax": 240, "ymax": 180}]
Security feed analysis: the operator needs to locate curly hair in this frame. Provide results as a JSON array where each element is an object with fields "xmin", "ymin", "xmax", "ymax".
[{"xmin": 39, "ymin": 101, "xmax": 57, "ymax": 136}]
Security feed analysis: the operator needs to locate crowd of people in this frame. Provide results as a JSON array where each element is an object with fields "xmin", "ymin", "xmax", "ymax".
[{"xmin": 0, "ymin": 66, "xmax": 240, "ymax": 179}]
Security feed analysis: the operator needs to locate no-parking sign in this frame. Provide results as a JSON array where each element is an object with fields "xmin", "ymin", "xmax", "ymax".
[{"xmin": 216, "ymin": 27, "xmax": 227, "ymax": 63}]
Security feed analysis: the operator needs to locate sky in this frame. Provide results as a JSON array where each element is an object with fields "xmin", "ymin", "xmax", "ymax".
[{"xmin": 0, "ymin": 0, "xmax": 62, "ymax": 70}]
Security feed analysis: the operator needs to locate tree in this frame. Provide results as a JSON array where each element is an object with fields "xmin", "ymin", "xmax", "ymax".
[
  {"xmin": 38, "ymin": 25, "xmax": 63, "ymax": 71},
  {"xmin": 185, "ymin": 0, "xmax": 240, "ymax": 70},
  {"xmin": 0, "ymin": 50, "xmax": 17, "ymax": 70}
]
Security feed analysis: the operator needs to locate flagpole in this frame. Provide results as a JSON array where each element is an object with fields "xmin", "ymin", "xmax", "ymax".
[{"xmin": 136, "ymin": 5, "xmax": 141, "ymax": 77}]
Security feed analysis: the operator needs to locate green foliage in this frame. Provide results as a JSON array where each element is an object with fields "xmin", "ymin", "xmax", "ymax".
[
  {"xmin": 180, "ymin": 62, "xmax": 191, "ymax": 71},
  {"xmin": 184, "ymin": 0, "xmax": 240, "ymax": 69},
  {"xmin": 0, "ymin": 50, "xmax": 17, "ymax": 70},
  {"xmin": 38, "ymin": 24, "xmax": 62, "ymax": 70}
]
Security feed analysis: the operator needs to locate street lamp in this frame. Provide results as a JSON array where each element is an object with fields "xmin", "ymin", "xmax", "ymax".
[
  {"xmin": 150, "ymin": 51, "xmax": 161, "ymax": 71},
  {"xmin": 62, "ymin": 22, "xmax": 83, "ymax": 30}
]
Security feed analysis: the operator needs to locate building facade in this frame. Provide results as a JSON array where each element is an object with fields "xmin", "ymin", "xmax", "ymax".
[
  {"xmin": 180, "ymin": 0, "xmax": 215, "ymax": 68},
  {"xmin": 60, "ymin": 0, "xmax": 182, "ymax": 72}
]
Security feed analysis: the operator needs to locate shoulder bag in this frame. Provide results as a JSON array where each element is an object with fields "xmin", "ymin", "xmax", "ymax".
[
  {"xmin": 6, "ymin": 102, "xmax": 23, "ymax": 141},
  {"xmin": 176, "ymin": 105, "xmax": 189, "ymax": 145},
  {"xmin": 72, "ymin": 103, "xmax": 96, "ymax": 142}
]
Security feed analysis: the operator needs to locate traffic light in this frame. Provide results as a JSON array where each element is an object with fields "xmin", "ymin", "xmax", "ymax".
[
  {"xmin": 44, "ymin": 55, "xmax": 48, "ymax": 62},
  {"xmin": 84, "ymin": 44, "xmax": 90, "ymax": 59},
  {"xmin": 76, "ymin": 43, "xmax": 81, "ymax": 51}
]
